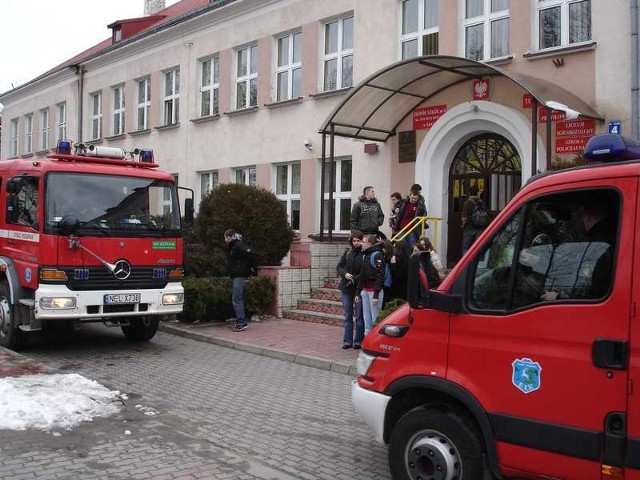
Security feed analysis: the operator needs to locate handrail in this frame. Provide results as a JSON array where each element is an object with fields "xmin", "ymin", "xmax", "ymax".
[{"xmin": 390, "ymin": 216, "xmax": 442, "ymax": 249}]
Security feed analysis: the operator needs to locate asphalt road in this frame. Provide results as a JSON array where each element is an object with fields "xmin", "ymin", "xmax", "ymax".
[{"xmin": 1, "ymin": 325, "xmax": 391, "ymax": 480}]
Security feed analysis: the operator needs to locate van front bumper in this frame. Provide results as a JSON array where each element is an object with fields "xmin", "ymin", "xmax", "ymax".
[{"xmin": 351, "ymin": 379, "xmax": 391, "ymax": 444}]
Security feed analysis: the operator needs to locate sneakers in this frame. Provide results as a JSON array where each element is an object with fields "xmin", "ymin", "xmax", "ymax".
[
  {"xmin": 342, "ymin": 344, "xmax": 352, "ymax": 349},
  {"xmin": 231, "ymin": 324, "xmax": 248, "ymax": 332},
  {"xmin": 353, "ymin": 344, "xmax": 361, "ymax": 350}
]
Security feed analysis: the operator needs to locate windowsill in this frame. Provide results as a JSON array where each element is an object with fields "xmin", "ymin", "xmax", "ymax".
[
  {"xmin": 155, "ymin": 123, "xmax": 180, "ymax": 131},
  {"xmin": 523, "ymin": 41, "xmax": 597, "ymax": 60},
  {"xmin": 191, "ymin": 114, "xmax": 221, "ymax": 124},
  {"xmin": 265, "ymin": 97, "xmax": 303, "ymax": 109},
  {"xmin": 309, "ymin": 87, "xmax": 352, "ymax": 100},
  {"xmin": 19, "ymin": 152, "xmax": 34, "ymax": 158},
  {"xmin": 128, "ymin": 129, "xmax": 151, "ymax": 136},
  {"xmin": 86, "ymin": 138, "xmax": 103, "ymax": 145},
  {"xmin": 105, "ymin": 133, "xmax": 126, "ymax": 141},
  {"xmin": 225, "ymin": 106, "xmax": 259, "ymax": 117},
  {"xmin": 35, "ymin": 149, "xmax": 50, "ymax": 156},
  {"xmin": 485, "ymin": 54, "xmax": 514, "ymax": 66}
]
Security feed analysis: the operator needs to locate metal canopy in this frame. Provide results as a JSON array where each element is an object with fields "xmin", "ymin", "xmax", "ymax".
[{"xmin": 319, "ymin": 55, "xmax": 603, "ymax": 142}]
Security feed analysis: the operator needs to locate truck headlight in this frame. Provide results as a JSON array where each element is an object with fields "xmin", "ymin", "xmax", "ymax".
[
  {"xmin": 162, "ymin": 293, "xmax": 184, "ymax": 305},
  {"xmin": 39, "ymin": 297, "xmax": 76, "ymax": 309},
  {"xmin": 356, "ymin": 351, "xmax": 376, "ymax": 377}
]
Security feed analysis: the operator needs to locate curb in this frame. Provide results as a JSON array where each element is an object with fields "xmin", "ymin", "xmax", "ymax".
[{"xmin": 158, "ymin": 323, "xmax": 358, "ymax": 376}]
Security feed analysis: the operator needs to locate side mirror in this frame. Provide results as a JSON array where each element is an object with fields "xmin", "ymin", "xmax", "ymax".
[
  {"xmin": 5, "ymin": 195, "xmax": 19, "ymax": 223},
  {"xmin": 184, "ymin": 197, "xmax": 194, "ymax": 225},
  {"xmin": 59, "ymin": 215, "xmax": 80, "ymax": 235},
  {"xmin": 407, "ymin": 252, "xmax": 463, "ymax": 313}
]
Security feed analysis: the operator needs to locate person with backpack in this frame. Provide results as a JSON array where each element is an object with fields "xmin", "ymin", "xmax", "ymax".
[
  {"xmin": 336, "ymin": 231, "xmax": 365, "ymax": 349},
  {"xmin": 461, "ymin": 185, "xmax": 490, "ymax": 254},
  {"xmin": 356, "ymin": 234, "xmax": 390, "ymax": 335}
]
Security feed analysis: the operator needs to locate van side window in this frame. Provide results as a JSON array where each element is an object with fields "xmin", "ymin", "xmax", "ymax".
[
  {"xmin": 16, "ymin": 178, "xmax": 39, "ymax": 227},
  {"xmin": 470, "ymin": 189, "xmax": 619, "ymax": 312}
]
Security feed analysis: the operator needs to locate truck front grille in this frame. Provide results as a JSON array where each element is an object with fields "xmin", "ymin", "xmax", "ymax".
[{"xmin": 55, "ymin": 266, "xmax": 170, "ymax": 291}]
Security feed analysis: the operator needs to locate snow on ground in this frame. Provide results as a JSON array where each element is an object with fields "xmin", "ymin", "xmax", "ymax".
[{"xmin": 0, "ymin": 373, "xmax": 123, "ymax": 431}]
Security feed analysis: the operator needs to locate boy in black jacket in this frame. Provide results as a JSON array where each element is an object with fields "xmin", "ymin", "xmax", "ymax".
[{"xmin": 224, "ymin": 229, "xmax": 257, "ymax": 331}]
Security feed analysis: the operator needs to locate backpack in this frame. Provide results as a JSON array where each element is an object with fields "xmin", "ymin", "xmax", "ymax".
[
  {"xmin": 371, "ymin": 251, "xmax": 393, "ymax": 287},
  {"xmin": 470, "ymin": 199, "xmax": 490, "ymax": 228}
]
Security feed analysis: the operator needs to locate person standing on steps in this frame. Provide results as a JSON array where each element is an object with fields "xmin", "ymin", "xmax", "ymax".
[
  {"xmin": 350, "ymin": 186, "xmax": 385, "ymax": 237},
  {"xmin": 356, "ymin": 234, "xmax": 387, "ymax": 335},
  {"xmin": 224, "ymin": 229, "xmax": 257, "ymax": 332},
  {"xmin": 337, "ymin": 231, "xmax": 365, "ymax": 349}
]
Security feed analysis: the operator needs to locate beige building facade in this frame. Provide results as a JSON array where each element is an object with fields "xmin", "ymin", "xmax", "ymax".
[{"xmin": 1, "ymin": 0, "xmax": 638, "ymax": 266}]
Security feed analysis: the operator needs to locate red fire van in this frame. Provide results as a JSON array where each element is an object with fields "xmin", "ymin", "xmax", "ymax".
[{"xmin": 352, "ymin": 133, "xmax": 640, "ymax": 479}]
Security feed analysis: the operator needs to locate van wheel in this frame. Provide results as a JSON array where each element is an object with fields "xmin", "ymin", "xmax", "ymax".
[
  {"xmin": 388, "ymin": 407, "xmax": 483, "ymax": 480},
  {"xmin": 121, "ymin": 316, "xmax": 159, "ymax": 342},
  {"xmin": 0, "ymin": 282, "xmax": 26, "ymax": 350}
]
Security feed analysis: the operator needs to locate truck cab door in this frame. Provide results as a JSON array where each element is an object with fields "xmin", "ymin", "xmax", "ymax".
[{"xmin": 447, "ymin": 181, "xmax": 632, "ymax": 479}]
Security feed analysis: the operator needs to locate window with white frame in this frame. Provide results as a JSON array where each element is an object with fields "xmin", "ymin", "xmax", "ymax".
[
  {"xmin": 464, "ymin": 0, "xmax": 509, "ymax": 61},
  {"xmin": 56, "ymin": 102, "xmax": 67, "ymax": 140},
  {"xmin": 275, "ymin": 162, "xmax": 301, "ymax": 230},
  {"xmin": 112, "ymin": 84, "xmax": 125, "ymax": 135},
  {"xmin": 234, "ymin": 166, "xmax": 256, "ymax": 186},
  {"xmin": 39, "ymin": 108, "xmax": 49, "ymax": 151},
  {"xmin": 537, "ymin": 0, "xmax": 591, "ymax": 50},
  {"xmin": 10, "ymin": 118, "xmax": 19, "ymax": 157},
  {"xmin": 163, "ymin": 69, "xmax": 180, "ymax": 125},
  {"xmin": 236, "ymin": 44, "xmax": 258, "ymax": 109},
  {"xmin": 24, "ymin": 114, "xmax": 33, "ymax": 154},
  {"xmin": 136, "ymin": 77, "xmax": 151, "ymax": 131},
  {"xmin": 400, "ymin": 0, "xmax": 439, "ymax": 59},
  {"xmin": 199, "ymin": 170, "xmax": 219, "ymax": 201},
  {"xmin": 322, "ymin": 16, "xmax": 353, "ymax": 91},
  {"xmin": 200, "ymin": 56, "xmax": 220, "ymax": 117},
  {"xmin": 275, "ymin": 32, "xmax": 302, "ymax": 102},
  {"xmin": 90, "ymin": 92, "xmax": 102, "ymax": 140},
  {"xmin": 322, "ymin": 157, "xmax": 352, "ymax": 232}
]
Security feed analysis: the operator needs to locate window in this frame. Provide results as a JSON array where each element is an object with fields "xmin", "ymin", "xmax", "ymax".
[
  {"xmin": 275, "ymin": 162, "xmax": 301, "ymax": 230},
  {"xmin": 322, "ymin": 157, "xmax": 352, "ymax": 231},
  {"xmin": 163, "ymin": 69, "xmax": 180, "ymax": 125},
  {"xmin": 275, "ymin": 32, "xmax": 302, "ymax": 101},
  {"xmin": 39, "ymin": 108, "xmax": 49, "ymax": 151},
  {"xmin": 401, "ymin": 0, "xmax": 439, "ymax": 59},
  {"xmin": 56, "ymin": 102, "xmax": 67, "ymax": 140},
  {"xmin": 200, "ymin": 56, "xmax": 220, "ymax": 117},
  {"xmin": 112, "ymin": 85, "xmax": 125, "ymax": 135},
  {"xmin": 234, "ymin": 166, "xmax": 256, "ymax": 186},
  {"xmin": 469, "ymin": 189, "xmax": 619, "ymax": 312},
  {"xmin": 236, "ymin": 44, "xmax": 258, "ymax": 109},
  {"xmin": 322, "ymin": 15, "xmax": 353, "ymax": 91},
  {"xmin": 9, "ymin": 118, "xmax": 19, "ymax": 157},
  {"xmin": 24, "ymin": 114, "xmax": 33, "ymax": 154},
  {"xmin": 136, "ymin": 77, "xmax": 151, "ymax": 131},
  {"xmin": 537, "ymin": 0, "xmax": 591, "ymax": 50},
  {"xmin": 11, "ymin": 176, "xmax": 39, "ymax": 227},
  {"xmin": 464, "ymin": 0, "xmax": 509, "ymax": 61},
  {"xmin": 90, "ymin": 92, "xmax": 102, "ymax": 140},
  {"xmin": 199, "ymin": 170, "xmax": 219, "ymax": 201}
]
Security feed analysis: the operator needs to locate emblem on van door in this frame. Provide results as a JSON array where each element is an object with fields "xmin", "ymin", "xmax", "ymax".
[{"xmin": 512, "ymin": 358, "xmax": 542, "ymax": 394}]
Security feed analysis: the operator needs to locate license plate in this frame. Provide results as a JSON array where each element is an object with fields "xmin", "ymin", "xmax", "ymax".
[{"xmin": 104, "ymin": 293, "xmax": 141, "ymax": 304}]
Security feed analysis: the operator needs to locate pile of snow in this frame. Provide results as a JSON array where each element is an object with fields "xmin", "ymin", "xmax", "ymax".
[{"xmin": 0, "ymin": 373, "xmax": 122, "ymax": 431}]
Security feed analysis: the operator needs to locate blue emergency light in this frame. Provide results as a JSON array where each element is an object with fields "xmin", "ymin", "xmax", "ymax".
[
  {"xmin": 139, "ymin": 149, "xmax": 154, "ymax": 163},
  {"xmin": 56, "ymin": 140, "xmax": 72, "ymax": 155},
  {"xmin": 584, "ymin": 134, "xmax": 640, "ymax": 162}
]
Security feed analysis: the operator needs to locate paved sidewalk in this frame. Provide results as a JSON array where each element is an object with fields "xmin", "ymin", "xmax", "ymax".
[{"xmin": 159, "ymin": 317, "xmax": 360, "ymax": 375}]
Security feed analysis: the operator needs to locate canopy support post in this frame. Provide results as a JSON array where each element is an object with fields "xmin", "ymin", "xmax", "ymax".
[{"xmin": 531, "ymin": 97, "xmax": 538, "ymax": 177}]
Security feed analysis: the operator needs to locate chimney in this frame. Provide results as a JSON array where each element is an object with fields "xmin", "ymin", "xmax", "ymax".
[{"xmin": 144, "ymin": 0, "xmax": 166, "ymax": 16}]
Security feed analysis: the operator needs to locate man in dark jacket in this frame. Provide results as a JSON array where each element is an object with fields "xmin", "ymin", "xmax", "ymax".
[
  {"xmin": 337, "ymin": 231, "xmax": 365, "ymax": 349},
  {"xmin": 395, "ymin": 184, "xmax": 427, "ymax": 247},
  {"xmin": 350, "ymin": 186, "xmax": 384, "ymax": 237},
  {"xmin": 224, "ymin": 229, "xmax": 257, "ymax": 331}
]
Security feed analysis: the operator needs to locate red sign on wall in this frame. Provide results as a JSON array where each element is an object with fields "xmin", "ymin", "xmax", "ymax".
[
  {"xmin": 523, "ymin": 93, "xmax": 534, "ymax": 109},
  {"xmin": 556, "ymin": 136, "xmax": 591, "ymax": 154},
  {"xmin": 555, "ymin": 119, "xmax": 595, "ymax": 137},
  {"xmin": 472, "ymin": 79, "xmax": 490, "ymax": 100},
  {"xmin": 539, "ymin": 108, "xmax": 566, "ymax": 123},
  {"xmin": 412, "ymin": 105, "xmax": 447, "ymax": 130}
]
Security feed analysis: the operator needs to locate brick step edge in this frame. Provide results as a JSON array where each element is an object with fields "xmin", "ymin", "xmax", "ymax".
[
  {"xmin": 311, "ymin": 288, "xmax": 342, "ymax": 301},
  {"xmin": 297, "ymin": 299, "xmax": 343, "ymax": 315},
  {"xmin": 282, "ymin": 309, "xmax": 344, "ymax": 327}
]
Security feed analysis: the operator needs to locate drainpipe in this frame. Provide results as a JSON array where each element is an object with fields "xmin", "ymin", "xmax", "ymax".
[
  {"xmin": 72, "ymin": 65, "xmax": 85, "ymax": 142},
  {"xmin": 631, "ymin": 0, "xmax": 639, "ymax": 140}
]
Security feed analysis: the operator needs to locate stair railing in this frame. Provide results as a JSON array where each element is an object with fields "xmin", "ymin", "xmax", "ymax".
[{"xmin": 390, "ymin": 216, "xmax": 442, "ymax": 249}]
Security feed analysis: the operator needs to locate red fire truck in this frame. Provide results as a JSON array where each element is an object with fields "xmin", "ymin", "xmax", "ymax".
[
  {"xmin": 0, "ymin": 140, "xmax": 193, "ymax": 349},
  {"xmin": 353, "ymin": 133, "xmax": 640, "ymax": 479}
]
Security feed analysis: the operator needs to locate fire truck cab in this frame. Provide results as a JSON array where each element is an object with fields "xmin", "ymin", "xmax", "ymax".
[
  {"xmin": 0, "ymin": 141, "xmax": 192, "ymax": 349},
  {"xmin": 352, "ymin": 133, "xmax": 640, "ymax": 479}
]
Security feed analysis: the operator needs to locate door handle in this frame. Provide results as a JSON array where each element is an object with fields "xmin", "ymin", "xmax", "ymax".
[{"xmin": 592, "ymin": 338, "xmax": 628, "ymax": 370}]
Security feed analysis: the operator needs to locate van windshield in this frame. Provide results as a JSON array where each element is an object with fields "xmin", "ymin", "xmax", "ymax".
[{"xmin": 45, "ymin": 173, "xmax": 180, "ymax": 236}]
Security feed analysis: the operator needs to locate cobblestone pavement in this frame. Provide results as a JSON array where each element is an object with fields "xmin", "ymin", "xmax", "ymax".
[{"xmin": 2, "ymin": 326, "xmax": 391, "ymax": 480}]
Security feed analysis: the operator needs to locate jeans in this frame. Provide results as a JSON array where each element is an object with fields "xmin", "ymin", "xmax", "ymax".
[
  {"xmin": 341, "ymin": 292, "xmax": 364, "ymax": 346},
  {"xmin": 462, "ymin": 229, "xmax": 479, "ymax": 255},
  {"xmin": 361, "ymin": 289, "xmax": 384, "ymax": 335},
  {"xmin": 232, "ymin": 277, "xmax": 247, "ymax": 326}
]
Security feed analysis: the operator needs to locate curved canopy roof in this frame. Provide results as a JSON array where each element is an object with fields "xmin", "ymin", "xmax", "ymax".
[{"xmin": 319, "ymin": 55, "xmax": 603, "ymax": 142}]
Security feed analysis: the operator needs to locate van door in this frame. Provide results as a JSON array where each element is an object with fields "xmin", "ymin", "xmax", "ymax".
[{"xmin": 446, "ymin": 182, "xmax": 632, "ymax": 479}]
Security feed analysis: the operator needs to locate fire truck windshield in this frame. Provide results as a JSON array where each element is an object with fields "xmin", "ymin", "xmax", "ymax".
[{"xmin": 45, "ymin": 173, "xmax": 181, "ymax": 236}]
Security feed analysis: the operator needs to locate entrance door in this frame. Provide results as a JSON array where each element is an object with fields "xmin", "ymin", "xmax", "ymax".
[{"xmin": 447, "ymin": 134, "xmax": 521, "ymax": 267}]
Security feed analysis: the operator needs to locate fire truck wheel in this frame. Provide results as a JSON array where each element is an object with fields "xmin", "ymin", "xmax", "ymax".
[
  {"xmin": 388, "ymin": 407, "xmax": 484, "ymax": 480},
  {"xmin": 121, "ymin": 315, "xmax": 159, "ymax": 342},
  {"xmin": 0, "ymin": 282, "xmax": 26, "ymax": 350}
]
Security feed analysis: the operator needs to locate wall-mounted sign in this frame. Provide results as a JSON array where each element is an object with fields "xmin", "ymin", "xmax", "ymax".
[
  {"xmin": 539, "ymin": 108, "xmax": 566, "ymax": 123},
  {"xmin": 555, "ymin": 119, "xmax": 595, "ymax": 137},
  {"xmin": 472, "ymin": 79, "xmax": 490, "ymax": 100},
  {"xmin": 556, "ymin": 136, "xmax": 591, "ymax": 154},
  {"xmin": 412, "ymin": 105, "xmax": 447, "ymax": 130},
  {"xmin": 523, "ymin": 93, "xmax": 534, "ymax": 109},
  {"xmin": 609, "ymin": 121, "xmax": 622, "ymax": 134},
  {"xmin": 399, "ymin": 130, "xmax": 416, "ymax": 163}
]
